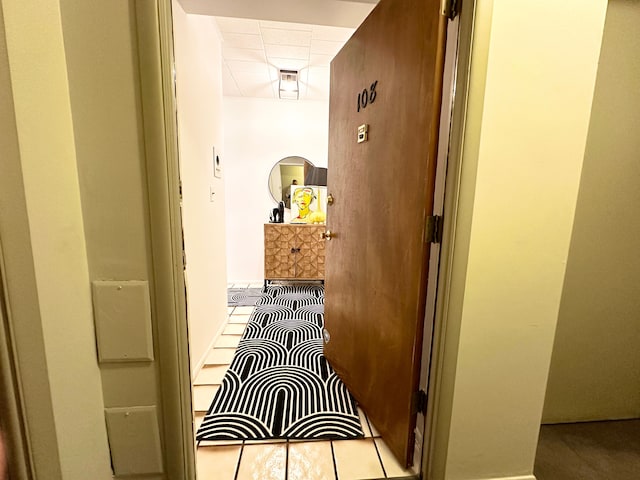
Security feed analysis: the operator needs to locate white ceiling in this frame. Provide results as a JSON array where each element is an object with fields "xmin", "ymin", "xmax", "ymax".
[
  {"xmin": 216, "ymin": 17, "xmax": 355, "ymax": 100},
  {"xmin": 179, "ymin": 0, "xmax": 377, "ymax": 28},
  {"xmin": 177, "ymin": 0, "xmax": 377, "ymax": 101}
]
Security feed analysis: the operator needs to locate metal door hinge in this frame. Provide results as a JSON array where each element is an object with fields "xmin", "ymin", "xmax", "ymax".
[
  {"xmin": 413, "ymin": 390, "xmax": 428, "ymax": 415},
  {"xmin": 425, "ymin": 215, "xmax": 443, "ymax": 244},
  {"xmin": 441, "ymin": 0, "xmax": 459, "ymax": 20}
]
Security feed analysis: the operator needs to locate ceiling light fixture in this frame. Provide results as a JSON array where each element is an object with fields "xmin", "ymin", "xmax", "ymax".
[{"xmin": 278, "ymin": 69, "xmax": 299, "ymax": 100}]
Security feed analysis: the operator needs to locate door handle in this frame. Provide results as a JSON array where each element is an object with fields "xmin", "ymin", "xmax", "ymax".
[
  {"xmin": 327, "ymin": 194, "xmax": 335, "ymax": 206},
  {"xmin": 321, "ymin": 230, "xmax": 334, "ymax": 240},
  {"xmin": 322, "ymin": 328, "xmax": 331, "ymax": 344}
]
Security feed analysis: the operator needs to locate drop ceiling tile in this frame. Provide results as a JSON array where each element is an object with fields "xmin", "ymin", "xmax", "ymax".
[
  {"xmin": 267, "ymin": 58, "xmax": 309, "ymax": 72},
  {"xmin": 259, "ymin": 20, "xmax": 313, "ymax": 32},
  {"xmin": 215, "ymin": 18, "xmax": 351, "ymax": 100},
  {"xmin": 305, "ymin": 67, "xmax": 330, "ymax": 100},
  {"xmin": 309, "ymin": 53, "xmax": 334, "ymax": 67},
  {"xmin": 299, "ymin": 68, "xmax": 310, "ymax": 85},
  {"xmin": 298, "ymin": 69, "xmax": 310, "ymax": 99},
  {"xmin": 267, "ymin": 64, "xmax": 280, "ymax": 83},
  {"xmin": 215, "ymin": 17, "xmax": 261, "ymax": 34},
  {"xmin": 221, "ymin": 64, "xmax": 241, "ymax": 96},
  {"xmin": 310, "ymin": 39, "xmax": 344, "ymax": 56},
  {"xmin": 222, "ymin": 46, "xmax": 266, "ymax": 63},
  {"xmin": 307, "ymin": 66, "xmax": 330, "ymax": 85},
  {"xmin": 265, "ymin": 44, "xmax": 309, "ymax": 61},
  {"xmin": 221, "ymin": 32, "xmax": 263, "ymax": 50},
  {"xmin": 311, "ymin": 25, "xmax": 354, "ymax": 42},
  {"xmin": 261, "ymin": 28, "xmax": 312, "ymax": 47},
  {"xmin": 226, "ymin": 60, "xmax": 270, "ymax": 75}
]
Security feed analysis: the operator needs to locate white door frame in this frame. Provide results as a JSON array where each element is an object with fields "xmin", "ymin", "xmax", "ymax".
[
  {"xmin": 133, "ymin": 1, "xmax": 195, "ymax": 479},
  {"xmin": 421, "ymin": 1, "xmax": 480, "ymax": 478}
]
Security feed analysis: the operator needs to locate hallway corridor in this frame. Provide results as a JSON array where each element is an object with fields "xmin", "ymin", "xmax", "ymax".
[{"xmin": 191, "ymin": 284, "xmax": 418, "ymax": 480}]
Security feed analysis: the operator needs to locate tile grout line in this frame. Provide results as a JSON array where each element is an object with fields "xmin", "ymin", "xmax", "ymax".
[
  {"xmin": 285, "ymin": 440, "xmax": 289, "ymax": 480},
  {"xmin": 330, "ymin": 441, "xmax": 339, "ymax": 480},
  {"xmin": 363, "ymin": 409, "xmax": 388, "ymax": 478},
  {"xmin": 371, "ymin": 436, "xmax": 388, "ymax": 478},
  {"xmin": 233, "ymin": 443, "xmax": 245, "ymax": 480}
]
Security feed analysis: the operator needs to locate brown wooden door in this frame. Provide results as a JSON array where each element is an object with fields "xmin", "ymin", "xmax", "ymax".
[{"xmin": 324, "ymin": 0, "xmax": 447, "ymax": 467}]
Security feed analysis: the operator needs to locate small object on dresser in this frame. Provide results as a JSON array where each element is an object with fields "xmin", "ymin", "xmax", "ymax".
[
  {"xmin": 269, "ymin": 202, "xmax": 285, "ymax": 223},
  {"xmin": 278, "ymin": 201, "xmax": 285, "ymax": 222}
]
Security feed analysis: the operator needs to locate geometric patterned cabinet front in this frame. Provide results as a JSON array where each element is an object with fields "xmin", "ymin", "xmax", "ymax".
[{"xmin": 264, "ymin": 224, "xmax": 325, "ymax": 281}]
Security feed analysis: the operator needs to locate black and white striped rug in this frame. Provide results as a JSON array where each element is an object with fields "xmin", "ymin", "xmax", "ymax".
[
  {"xmin": 196, "ymin": 285, "xmax": 364, "ymax": 441},
  {"xmin": 227, "ymin": 287, "xmax": 264, "ymax": 307}
]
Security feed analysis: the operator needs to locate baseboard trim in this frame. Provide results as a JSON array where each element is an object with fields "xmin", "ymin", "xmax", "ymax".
[{"xmin": 484, "ymin": 476, "xmax": 536, "ymax": 480}]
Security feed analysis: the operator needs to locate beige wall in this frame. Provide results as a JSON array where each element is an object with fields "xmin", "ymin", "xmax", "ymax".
[
  {"xmin": 172, "ymin": 0, "xmax": 229, "ymax": 376},
  {"xmin": 429, "ymin": 1, "xmax": 608, "ymax": 479},
  {"xmin": 542, "ymin": 0, "xmax": 640, "ymax": 424},
  {"xmin": 0, "ymin": 0, "xmax": 112, "ymax": 478},
  {"xmin": 0, "ymin": 4, "xmax": 63, "ymax": 479},
  {"xmin": 57, "ymin": 0, "xmax": 167, "ymax": 477},
  {"xmin": 60, "ymin": 0, "xmax": 151, "ymax": 281}
]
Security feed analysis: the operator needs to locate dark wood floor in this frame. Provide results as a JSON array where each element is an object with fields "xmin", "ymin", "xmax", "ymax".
[{"xmin": 534, "ymin": 419, "xmax": 640, "ymax": 480}]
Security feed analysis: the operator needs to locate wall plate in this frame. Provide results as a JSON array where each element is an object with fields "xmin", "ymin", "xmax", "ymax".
[{"xmin": 213, "ymin": 146, "xmax": 222, "ymax": 178}]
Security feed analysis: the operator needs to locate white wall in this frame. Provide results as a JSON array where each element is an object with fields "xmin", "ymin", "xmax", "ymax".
[
  {"xmin": 542, "ymin": 0, "xmax": 640, "ymax": 424},
  {"xmin": 223, "ymin": 97, "xmax": 329, "ymax": 282},
  {"xmin": 429, "ymin": 1, "xmax": 608, "ymax": 479},
  {"xmin": 173, "ymin": 1, "xmax": 229, "ymax": 375}
]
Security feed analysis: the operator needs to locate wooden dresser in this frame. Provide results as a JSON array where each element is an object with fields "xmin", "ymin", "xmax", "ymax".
[{"xmin": 264, "ymin": 224, "xmax": 325, "ymax": 284}]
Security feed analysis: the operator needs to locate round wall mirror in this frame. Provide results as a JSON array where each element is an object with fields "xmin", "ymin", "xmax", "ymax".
[{"xmin": 268, "ymin": 156, "xmax": 314, "ymax": 209}]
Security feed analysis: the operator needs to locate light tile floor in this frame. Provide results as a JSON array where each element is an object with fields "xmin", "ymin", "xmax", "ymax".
[{"xmin": 192, "ymin": 302, "xmax": 418, "ymax": 480}]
